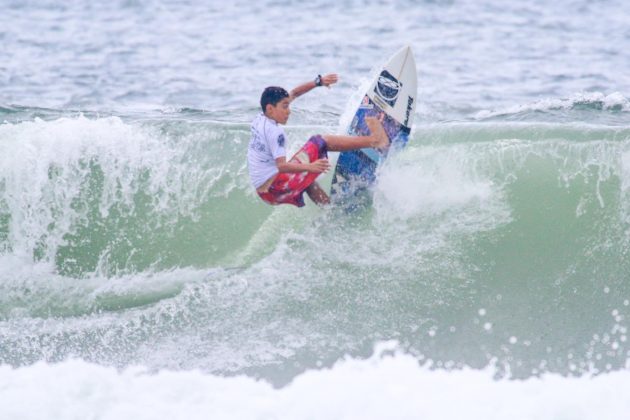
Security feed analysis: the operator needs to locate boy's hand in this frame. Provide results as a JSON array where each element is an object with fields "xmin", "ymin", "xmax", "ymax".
[
  {"xmin": 308, "ymin": 159, "xmax": 330, "ymax": 173},
  {"xmin": 321, "ymin": 74, "xmax": 338, "ymax": 87}
]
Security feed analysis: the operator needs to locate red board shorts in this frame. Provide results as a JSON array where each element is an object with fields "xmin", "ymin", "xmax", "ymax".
[{"xmin": 258, "ymin": 135, "xmax": 328, "ymax": 207}]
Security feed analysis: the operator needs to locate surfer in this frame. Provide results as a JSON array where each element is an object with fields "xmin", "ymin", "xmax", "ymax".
[{"xmin": 248, "ymin": 74, "xmax": 388, "ymax": 207}]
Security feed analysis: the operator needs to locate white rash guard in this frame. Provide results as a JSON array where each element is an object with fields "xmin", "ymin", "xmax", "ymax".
[{"xmin": 247, "ymin": 113, "xmax": 287, "ymax": 189}]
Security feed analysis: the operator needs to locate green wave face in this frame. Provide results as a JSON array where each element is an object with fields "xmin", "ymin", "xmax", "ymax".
[
  {"xmin": 1, "ymin": 115, "xmax": 629, "ymax": 382},
  {"xmin": 0, "ymin": 116, "xmax": 272, "ymax": 277},
  {"xmin": 2, "ymin": 117, "xmax": 628, "ymax": 277}
]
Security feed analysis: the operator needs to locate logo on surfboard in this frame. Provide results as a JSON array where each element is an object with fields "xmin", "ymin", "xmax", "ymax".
[
  {"xmin": 374, "ymin": 70, "xmax": 402, "ymax": 107},
  {"xmin": 404, "ymin": 96, "xmax": 414, "ymax": 127}
]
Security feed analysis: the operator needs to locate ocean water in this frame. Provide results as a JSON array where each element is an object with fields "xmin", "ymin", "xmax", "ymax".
[{"xmin": 2, "ymin": 0, "xmax": 630, "ymax": 418}]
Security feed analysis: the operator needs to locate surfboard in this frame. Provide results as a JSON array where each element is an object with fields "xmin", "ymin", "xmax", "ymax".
[{"xmin": 330, "ymin": 46, "xmax": 417, "ymax": 205}]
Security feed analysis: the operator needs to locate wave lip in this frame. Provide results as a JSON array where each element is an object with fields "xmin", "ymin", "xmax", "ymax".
[
  {"xmin": 474, "ymin": 92, "xmax": 630, "ymax": 120},
  {"xmin": 0, "ymin": 114, "xmax": 252, "ymax": 277}
]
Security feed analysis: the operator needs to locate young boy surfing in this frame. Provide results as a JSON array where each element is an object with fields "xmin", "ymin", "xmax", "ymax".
[{"xmin": 248, "ymin": 74, "xmax": 388, "ymax": 207}]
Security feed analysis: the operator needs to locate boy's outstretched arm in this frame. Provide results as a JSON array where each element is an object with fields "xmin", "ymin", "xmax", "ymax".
[{"xmin": 289, "ymin": 74, "xmax": 338, "ymax": 100}]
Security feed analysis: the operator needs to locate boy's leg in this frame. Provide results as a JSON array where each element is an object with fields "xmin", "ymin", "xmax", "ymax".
[
  {"xmin": 323, "ymin": 117, "xmax": 389, "ymax": 152},
  {"xmin": 305, "ymin": 181, "xmax": 330, "ymax": 206},
  {"xmin": 262, "ymin": 118, "xmax": 386, "ymax": 208}
]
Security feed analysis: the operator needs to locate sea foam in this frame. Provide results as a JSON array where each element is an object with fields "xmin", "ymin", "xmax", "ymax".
[{"xmin": 1, "ymin": 342, "xmax": 630, "ymax": 420}]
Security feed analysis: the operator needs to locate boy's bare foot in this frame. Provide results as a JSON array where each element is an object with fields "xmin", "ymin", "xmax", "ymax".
[{"xmin": 365, "ymin": 117, "xmax": 389, "ymax": 149}]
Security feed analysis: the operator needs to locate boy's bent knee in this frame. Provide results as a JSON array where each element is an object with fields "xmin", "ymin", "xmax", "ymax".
[{"xmin": 306, "ymin": 135, "xmax": 328, "ymax": 158}]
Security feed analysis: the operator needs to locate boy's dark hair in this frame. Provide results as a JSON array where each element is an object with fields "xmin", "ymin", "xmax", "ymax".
[{"xmin": 260, "ymin": 86, "xmax": 289, "ymax": 112}]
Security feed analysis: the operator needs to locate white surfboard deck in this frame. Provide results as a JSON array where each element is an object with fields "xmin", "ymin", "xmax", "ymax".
[{"xmin": 330, "ymin": 46, "xmax": 418, "ymax": 201}]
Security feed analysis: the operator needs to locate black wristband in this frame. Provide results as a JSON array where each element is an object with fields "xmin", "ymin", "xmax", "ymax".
[{"xmin": 314, "ymin": 74, "xmax": 323, "ymax": 87}]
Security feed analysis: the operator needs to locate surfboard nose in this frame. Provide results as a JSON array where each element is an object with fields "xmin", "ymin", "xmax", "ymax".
[
  {"xmin": 398, "ymin": 45, "xmax": 413, "ymax": 55},
  {"xmin": 394, "ymin": 45, "xmax": 416, "ymax": 70}
]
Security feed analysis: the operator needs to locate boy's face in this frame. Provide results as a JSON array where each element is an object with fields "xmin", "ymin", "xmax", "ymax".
[{"xmin": 265, "ymin": 98, "xmax": 291, "ymax": 125}]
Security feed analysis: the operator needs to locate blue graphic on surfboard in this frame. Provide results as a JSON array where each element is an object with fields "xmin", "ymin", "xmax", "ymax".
[{"xmin": 330, "ymin": 46, "xmax": 417, "ymax": 205}]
